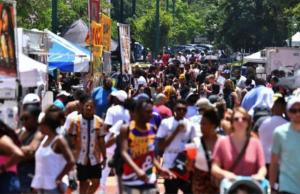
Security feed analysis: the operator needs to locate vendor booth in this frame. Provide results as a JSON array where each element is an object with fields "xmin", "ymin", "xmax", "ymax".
[{"xmin": 47, "ymin": 30, "xmax": 91, "ymax": 72}]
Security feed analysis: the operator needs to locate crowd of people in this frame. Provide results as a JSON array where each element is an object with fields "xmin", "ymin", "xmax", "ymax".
[{"xmin": 0, "ymin": 51, "xmax": 300, "ymax": 194}]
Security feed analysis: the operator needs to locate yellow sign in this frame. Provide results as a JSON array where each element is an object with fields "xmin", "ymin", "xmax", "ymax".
[
  {"xmin": 91, "ymin": 21, "xmax": 103, "ymax": 46},
  {"xmin": 93, "ymin": 45, "xmax": 103, "ymax": 58},
  {"xmin": 100, "ymin": 14, "xmax": 112, "ymax": 51}
]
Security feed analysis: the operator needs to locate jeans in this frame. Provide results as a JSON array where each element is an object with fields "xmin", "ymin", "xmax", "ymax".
[
  {"xmin": 0, "ymin": 172, "xmax": 21, "ymax": 194},
  {"xmin": 164, "ymin": 178, "xmax": 192, "ymax": 194}
]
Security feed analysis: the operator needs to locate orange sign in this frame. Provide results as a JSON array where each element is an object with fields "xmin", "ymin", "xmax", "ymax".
[{"xmin": 100, "ymin": 14, "xmax": 111, "ymax": 51}]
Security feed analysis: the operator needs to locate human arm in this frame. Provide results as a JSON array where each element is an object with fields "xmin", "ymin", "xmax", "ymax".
[
  {"xmin": 157, "ymin": 123, "xmax": 185, "ymax": 153},
  {"xmin": 0, "ymin": 135, "xmax": 24, "ymax": 173},
  {"xmin": 269, "ymin": 153, "xmax": 279, "ymax": 191},
  {"xmin": 232, "ymin": 92, "xmax": 240, "ymax": 107},
  {"xmin": 153, "ymin": 158, "xmax": 176, "ymax": 179},
  {"xmin": 54, "ymin": 136, "xmax": 75, "ymax": 182},
  {"xmin": 120, "ymin": 125, "xmax": 148, "ymax": 183},
  {"xmin": 21, "ymin": 131, "xmax": 44, "ymax": 160}
]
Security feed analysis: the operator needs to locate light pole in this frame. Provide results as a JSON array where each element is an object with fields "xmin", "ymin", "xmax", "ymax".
[
  {"xmin": 154, "ymin": 0, "xmax": 160, "ymax": 57},
  {"xmin": 132, "ymin": 0, "xmax": 136, "ymax": 16}
]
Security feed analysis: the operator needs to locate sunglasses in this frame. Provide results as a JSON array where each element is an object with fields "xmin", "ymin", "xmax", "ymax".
[
  {"xmin": 233, "ymin": 117, "xmax": 247, "ymax": 122},
  {"xmin": 176, "ymin": 107, "xmax": 187, "ymax": 112},
  {"xmin": 289, "ymin": 108, "xmax": 300, "ymax": 114},
  {"xmin": 224, "ymin": 117, "xmax": 231, "ymax": 121}
]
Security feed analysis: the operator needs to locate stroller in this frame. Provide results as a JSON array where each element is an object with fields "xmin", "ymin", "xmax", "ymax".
[{"xmin": 220, "ymin": 176, "xmax": 270, "ymax": 194}]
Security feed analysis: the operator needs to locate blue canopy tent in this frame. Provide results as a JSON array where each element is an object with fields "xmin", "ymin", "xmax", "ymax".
[{"xmin": 47, "ymin": 30, "xmax": 91, "ymax": 72}]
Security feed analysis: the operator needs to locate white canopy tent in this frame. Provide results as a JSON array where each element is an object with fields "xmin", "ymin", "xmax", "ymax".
[
  {"xmin": 17, "ymin": 28, "xmax": 48, "ymax": 87},
  {"xmin": 286, "ymin": 32, "xmax": 300, "ymax": 47},
  {"xmin": 244, "ymin": 50, "xmax": 266, "ymax": 64},
  {"xmin": 18, "ymin": 54, "xmax": 47, "ymax": 87}
]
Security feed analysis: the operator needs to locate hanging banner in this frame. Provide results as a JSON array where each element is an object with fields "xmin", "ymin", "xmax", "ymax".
[
  {"xmin": 90, "ymin": 21, "xmax": 103, "ymax": 57},
  {"xmin": 89, "ymin": 0, "xmax": 100, "ymax": 22},
  {"xmin": 0, "ymin": 2, "xmax": 17, "ymax": 78},
  {"xmin": 103, "ymin": 51, "xmax": 111, "ymax": 74},
  {"xmin": 101, "ymin": 14, "xmax": 111, "ymax": 52},
  {"xmin": 119, "ymin": 23, "xmax": 131, "ymax": 74}
]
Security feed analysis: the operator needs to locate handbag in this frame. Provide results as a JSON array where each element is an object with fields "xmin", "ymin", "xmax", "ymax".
[{"xmin": 170, "ymin": 150, "xmax": 190, "ymax": 181}]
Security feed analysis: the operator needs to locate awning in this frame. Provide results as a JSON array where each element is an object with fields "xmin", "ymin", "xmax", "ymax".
[
  {"xmin": 244, "ymin": 51, "xmax": 266, "ymax": 64},
  {"xmin": 47, "ymin": 30, "xmax": 90, "ymax": 72},
  {"xmin": 286, "ymin": 32, "xmax": 300, "ymax": 47},
  {"xmin": 19, "ymin": 54, "xmax": 47, "ymax": 87}
]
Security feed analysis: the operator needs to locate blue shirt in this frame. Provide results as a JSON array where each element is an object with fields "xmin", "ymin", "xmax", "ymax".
[
  {"xmin": 272, "ymin": 123, "xmax": 300, "ymax": 193},
  {"xmin": 92, "ymin": 86, "xmax": 116, "ymax": 118},
  {"xmin": 241, "ymin": 85, "xmax": 273, "ymax": 115}
]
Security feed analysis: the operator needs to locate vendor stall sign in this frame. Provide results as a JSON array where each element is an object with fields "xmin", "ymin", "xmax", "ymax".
[
  {"xmin": 118, "ymin": 23, "xmax": 131, "ymax": 74},
  {"xmin": 0, "ymin": 2, "xmax": 17, "ymax": 77}
]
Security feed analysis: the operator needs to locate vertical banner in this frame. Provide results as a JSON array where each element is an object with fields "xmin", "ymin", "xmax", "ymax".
[
  {"xmin": 91, "ymin": 21, "xmax": 103, "ymax": 57},
  {"xmin": 0, "ymin": 2, "xmax": 17, "ymax": 77},
  {"xmin": 103, "ymin": 51, "xmax": 111, "ymax": 74},
  {"xmin": 119, "ymin": 23, "xmax": 131, "ymax": 74},
  {"xmin": 89, "ymin": 0, "xmax": 100, "ymax": 22},
  {"xmin": 101, "ymin": 14, "xmax": 111, "ymax": 52}
]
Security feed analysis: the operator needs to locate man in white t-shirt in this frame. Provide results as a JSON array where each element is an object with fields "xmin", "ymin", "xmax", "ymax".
[
  {"xmin": 258, "ymin": 97, "xmax": 287, "ymax": 166},
  {"xmin": 156, "ymin": 99, "xmax": 197, "ymax": 194},
  {"xmin": 100, "ymin": 90, "xmax": 130, "ymax": 193}
]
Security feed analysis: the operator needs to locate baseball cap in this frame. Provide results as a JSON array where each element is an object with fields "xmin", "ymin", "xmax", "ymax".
[
  {"xmin": 22, "ymin": 93, "xmax": 41, "ymax": 105},
  {"xmin": 133, "ymin": 93, "xmax": 149, "ymax": 101},
  {"xmin": 196, "ymin": 98, "xmax": 213, "ymax": 110},
  {"xmin": 111, "ymin": 90, "xmax": 128, "ymax": 102},
  {"xmin": 287, "ymin": 96, "xmax": 300, "ymax": 111}
]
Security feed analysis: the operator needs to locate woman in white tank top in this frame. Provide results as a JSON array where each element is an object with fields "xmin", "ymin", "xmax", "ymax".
[{"xmin": 31, "ymin": 106, "xmax": 75, "ymax": 194}]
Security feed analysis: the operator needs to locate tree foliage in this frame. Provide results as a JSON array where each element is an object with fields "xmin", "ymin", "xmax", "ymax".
[{"xmin": 16, "ymin": 0, "xmax": 300, "ymax": 52}]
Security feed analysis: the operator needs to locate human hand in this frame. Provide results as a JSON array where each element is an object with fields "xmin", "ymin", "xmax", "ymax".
[
  {"xmin": 224, "ymin": 172, "xmax": 237, "ymax": 181},
  {"xmin": 100, "ymin": 158, "xmax": 107, "ymax": 168},
  {"xmin": 159, "ymin": 168, "xmax": 177, "ymax": 180},
  {"xmin": 251, "ymin": 174, "xmax": 264, "ymax": 181},
  {"xmin": 136, "ymin": 169, "xmax": 149, "ymax": 183},
  {"xmin": 176, "ymin": 123, "xmax": 186, "ymax": 133}
]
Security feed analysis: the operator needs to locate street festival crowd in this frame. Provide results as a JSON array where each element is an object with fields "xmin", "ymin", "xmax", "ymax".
[{"xmin": 1, "ymin": 51, "xmax": 300, "ymax": 194}]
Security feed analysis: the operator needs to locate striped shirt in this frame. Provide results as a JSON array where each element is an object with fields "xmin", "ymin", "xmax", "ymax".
[{"xmin": 122, "ymin": 121, "xmax": 157, "ymax": 186}]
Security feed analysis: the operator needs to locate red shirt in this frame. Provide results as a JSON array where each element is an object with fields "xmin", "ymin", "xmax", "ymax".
[
  {"xmin": 154, "ymin": 105, "xmax": 172, "ymax": 119},
  {"xmin": 212, "ymin": 136, "xmax": 265, "ymax": 176}
]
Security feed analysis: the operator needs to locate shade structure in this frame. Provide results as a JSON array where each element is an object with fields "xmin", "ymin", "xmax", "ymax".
[
  {"xmin": 47, "ymin": 30, "xmax": 90, "ymax": 72},
  {"xmin": 286, "ymin": 32, "xmax": 300, "ymax": 47},
  {"xmin": 19, "ymin": 54, "xmax": 47, "ymax": 87},
  {"xmin": 244, "ymin": 51, "xmax": 266, "ymax": 64}
]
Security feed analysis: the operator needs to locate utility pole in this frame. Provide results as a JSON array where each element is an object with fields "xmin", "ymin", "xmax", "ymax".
[
  {"xmin": 154, "ymin": 0, "xmax": 160, "ymax": 57},
  {"xmin": 132, "ymin": 0, "xmax": 136, "ymax": 16},
  {"xmin": 52, "ymin": 0, "xmax": 58, "ymax": 33}
]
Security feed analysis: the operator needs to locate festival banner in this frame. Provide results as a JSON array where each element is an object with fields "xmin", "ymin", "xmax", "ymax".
[
  {"xmin": 101, "ymin": 14, "xmax": 111, "ymax": 52},
  {"xmin": 91, "ymin": 21, "xmax": 103, "ymax": 57},
  {"xmin": 118, "ymin": 23, "xmax": 131, "ymax": 74},
  {"xmin": 0, "ymin": 2, "xmax": 17, "ymax": 77}
]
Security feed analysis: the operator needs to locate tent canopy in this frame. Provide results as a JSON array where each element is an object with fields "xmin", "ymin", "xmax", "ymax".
[
  {"xmin": 19, "ymin": 54, "xmax": 47, "ymax": 87},
  {"xmin": 286, "ymin": 32, "xmax": 300, "ymax": 47},
  {"xmin": 244, "ymin": 50, "xmax": 266, "ymax": 64},
  {"xmin": 47, "ymin": 30, "xmax": 90, "ymax": 72},
  {"xmin": 62, "ymin": 19, "xmax": 89, "ymax": 46}
]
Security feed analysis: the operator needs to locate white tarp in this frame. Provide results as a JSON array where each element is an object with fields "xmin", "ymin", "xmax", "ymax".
[
  {"xmin": 286, "ymin": 32, "xmax": 300, "ymax": 47},
  {"xmin": 244, "ymin": 51, "xmax": 266, "ymax": 64},
  {"xmin": 17, "ymin": 28, "xmax": 47, "ymax": 87},
  {"xmin": 18, "ymin": 54, "xmax": 47, "ymax": 87}
]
